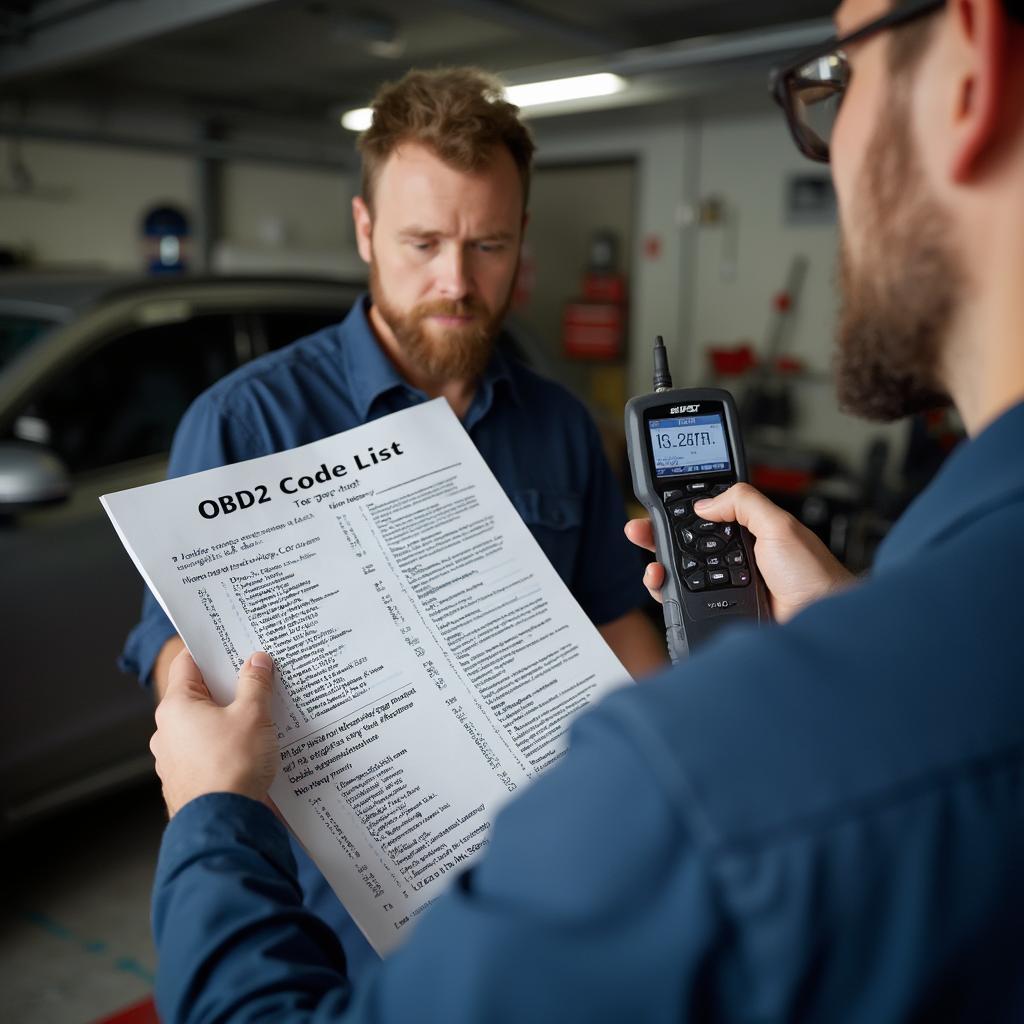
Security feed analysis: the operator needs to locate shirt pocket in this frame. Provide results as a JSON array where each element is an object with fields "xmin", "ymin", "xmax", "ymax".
[{"xmin": 509, "ymin": 489, "xmax": 583, "ymax": 585}]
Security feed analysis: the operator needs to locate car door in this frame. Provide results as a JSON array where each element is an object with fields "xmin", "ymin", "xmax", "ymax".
[{"xmin": 0, "ymin": 311, "xmax": 239, "ymax": 826}]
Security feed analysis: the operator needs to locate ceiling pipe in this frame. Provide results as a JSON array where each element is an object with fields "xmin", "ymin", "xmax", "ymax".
[
  {"xmin": 21, "ymin": 0, "xmax": 125, "ymax": 34},
  {"xmin": 0, "ymin": 0, "xmax": 280, "ymax": 81},
  {"xmin": 606, "ymin": 19, "xmax": 832, "ymax": 74},
  {"xmin": 0, "ymin": 119, "xmax": 358, "ymax": 172},
  {"xmin": 0, "ymin": 17, "xmax": 836, "ymax": 160},
  {"xmin": 499, "ymin": 19, "xmax": 833, "ymax": 86},
  {"xmin": 436, "ymin": 0, "xmax": 623, "ymax": 53}
]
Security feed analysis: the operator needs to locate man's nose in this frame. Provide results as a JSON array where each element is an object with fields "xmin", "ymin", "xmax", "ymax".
[{"xmin": 436, "ymin": 245, "xmax": 471, "ymax": 301}]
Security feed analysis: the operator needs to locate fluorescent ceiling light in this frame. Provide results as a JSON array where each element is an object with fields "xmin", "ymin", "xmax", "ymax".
[
  {"xmin": 341, "ymin": 107, "xmax": 373, "ymax": 131},
  {"xmin": 340, "ymin": 72, "xmax": 627, "ymax": 131},
  {"xmin": 505, "ymin": 73, "xmax": 626, "ymax": 108}
]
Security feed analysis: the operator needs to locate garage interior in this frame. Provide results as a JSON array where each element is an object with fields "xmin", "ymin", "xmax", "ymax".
[{"xmin": 0, "ymin": 1, "xmax": 969, "ymax": 1022}]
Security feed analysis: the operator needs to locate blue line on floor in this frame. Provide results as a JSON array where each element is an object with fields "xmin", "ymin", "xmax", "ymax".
[{"xmin": 21, "ymin": 910, "xmax": 155, "ymax": 984}]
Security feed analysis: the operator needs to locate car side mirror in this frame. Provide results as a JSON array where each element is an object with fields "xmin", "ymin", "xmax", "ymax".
[{"xmin": 0, "ymin": 441, "xmax": 71, "ymax": 508}]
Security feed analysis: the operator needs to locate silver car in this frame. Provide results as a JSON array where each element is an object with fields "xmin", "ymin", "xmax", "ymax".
[{"xmin": 0, "ymin": 274, "xmax": 364, "ymax": 831}]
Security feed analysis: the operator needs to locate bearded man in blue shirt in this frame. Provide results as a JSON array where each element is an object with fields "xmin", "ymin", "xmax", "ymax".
[
  {"xmin": 123, "ymin": 67, "xmax": 667, "ymax": 977},
  {"xmin": 147, "ymin": 0, "xmax": 1024, "ymax": 1020}
]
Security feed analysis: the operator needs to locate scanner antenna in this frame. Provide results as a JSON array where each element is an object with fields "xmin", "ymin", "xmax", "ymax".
[{"xmin": 653, "ymin": 335, "xmax": 673, "ymax": 392}]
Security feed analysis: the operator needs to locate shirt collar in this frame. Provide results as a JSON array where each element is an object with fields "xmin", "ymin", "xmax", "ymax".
[
  {"xmin": 875, "ymin": 399, "xmax": 1024, "ymax": 571},
  {"xmin": 465, "ymin": 344, "xmax": 522, "ymax": 431},
  {"xmin": 338, "ymin": 296, "xmax": 409, "ymax": 421},
  {"xmin": 338, "ymin": 293, "xmax": 522, "ymax": 424}
]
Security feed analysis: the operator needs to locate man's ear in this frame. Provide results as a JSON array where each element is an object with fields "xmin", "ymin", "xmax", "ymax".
[
  {"xmin": 352, "ymin": 195, "xmax": 373, "ymax": 264},
  {"xmin": 949, "ymin": 0, "xmax": 1015, "ymax": 182}
]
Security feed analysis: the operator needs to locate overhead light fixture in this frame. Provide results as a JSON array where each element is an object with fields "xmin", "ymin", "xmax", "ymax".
[
  {"xmin": 341, "ymin": 108, "xmax": 374, "ymax": 132},
  {"xmin": 340, "ymin": 72, "xmax": 627, "ymax": 131},
  {"xmin": 505, "ymin": 73, "xmax": 626, "ymax": 108}
]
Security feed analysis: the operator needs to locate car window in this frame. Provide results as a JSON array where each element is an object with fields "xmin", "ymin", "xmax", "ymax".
[
  {"xmin": 258, "ymin": 310, "xmax": 346, "ymax": 352},
  {"xmin": 0, "ymin": 314, "xmax": 59, "ymax": 373},
  {"xmin": 15, "ymin": 314, "xmax": 237, "ymax": 474}
]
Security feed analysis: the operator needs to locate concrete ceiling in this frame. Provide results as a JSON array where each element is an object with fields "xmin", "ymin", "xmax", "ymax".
[{"xmin": 0, "ymin": 0, "xmax": 836, "ymax": 151}]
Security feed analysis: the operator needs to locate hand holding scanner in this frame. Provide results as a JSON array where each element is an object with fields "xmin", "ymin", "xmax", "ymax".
[{"xmin": 625, "ymin": 337, "xmax": 771, "ymax": 662}]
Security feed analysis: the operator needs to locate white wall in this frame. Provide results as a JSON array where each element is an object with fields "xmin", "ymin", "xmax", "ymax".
[
  {"xmin": 689, "ymin": 112, "xmax": 838, "ymax": 378},
  {"xmin": 689, "ymin": 109, "xmax": 906, "ymax": 473},
  {"xmin": 220, "ymin": 161, "xmax": 355, "ymax": 251},
  {"xmin": 0, "ymin": 137, "xmax": 360, "ymax": 275},
  {"xmin": 534, "ymin": 106, "xmax": 907, "ymax": 474},
  {"xmin": 214, "ymin": 162, "xmax": 363, "ymax": 277},
  {"xmin": 0, "ymin": 139, "xmax": 192, "ymax": 270}
]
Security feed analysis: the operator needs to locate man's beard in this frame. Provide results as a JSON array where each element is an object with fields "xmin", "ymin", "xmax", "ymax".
[
  {"xmin": 369, "ymin": 262, "xmax": 512, "ymax": 382},
  {"xmin": 835, "ymin": 89, "xmax": 963, "ymax": 422}
]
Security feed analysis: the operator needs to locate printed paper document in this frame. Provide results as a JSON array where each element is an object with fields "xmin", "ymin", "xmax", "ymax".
[{"xmin": 101, "ymin": 398, "xmax": 631, "ymax": 953}]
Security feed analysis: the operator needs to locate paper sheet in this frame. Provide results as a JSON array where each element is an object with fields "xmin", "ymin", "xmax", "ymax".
[{"xmin": 102, "ymin": 398, "xmax": 631, "ymax": 954}]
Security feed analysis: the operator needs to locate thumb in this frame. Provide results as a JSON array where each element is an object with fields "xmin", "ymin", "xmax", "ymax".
[
  {"xmin": 166, "ymin": 648, "xmax": 212, "ymax": 702},
  {"xmin": 233, "ymin": 651, "xmax": 274, "ymax": 708},
  {"xmin": 693, "ymin": 483, "xmax": 789, "ymax": 536},
  {"xmin": 624, "ymin": 517, "xmax": 656, "ymax": 554}
]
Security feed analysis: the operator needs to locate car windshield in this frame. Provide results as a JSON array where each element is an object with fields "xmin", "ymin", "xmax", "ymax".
[{"xmin": 0, "ymin": 313, "xmax": 58, "ymax": 373}]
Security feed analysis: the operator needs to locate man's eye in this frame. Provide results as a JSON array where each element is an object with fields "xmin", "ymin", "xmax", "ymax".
[
  {"xmin": 476, "ymin": 242, "xmax": 506, "ymax": 254},
  {"xmin": 409, "ymin": 240, "xmax": 435, "ymax": 252}
]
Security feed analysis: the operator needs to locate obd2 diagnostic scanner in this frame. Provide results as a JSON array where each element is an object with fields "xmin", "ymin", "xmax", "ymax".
[{"xmin": 625, "ymin": 337, "xmax": 771, "ymax": 662}]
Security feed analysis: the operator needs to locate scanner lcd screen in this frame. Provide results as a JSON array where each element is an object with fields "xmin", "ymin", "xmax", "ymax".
[{"xmin": 648, "ymin": 413, "xmax": 732, "ymax": 477}]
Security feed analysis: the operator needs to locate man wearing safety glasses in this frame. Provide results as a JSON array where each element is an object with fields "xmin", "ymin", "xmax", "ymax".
[{"xmin": 148, "ymin": 3, "xmax": 1024, "ymax": 1020}]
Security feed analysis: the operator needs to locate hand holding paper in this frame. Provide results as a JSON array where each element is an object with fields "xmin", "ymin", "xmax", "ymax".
[
  {"xmin": 103, "ymin": 398, "xmax": 630, "ymax": 953},
  {"xmin": 151, "ymin": 650, "xmax": 279, "ymax": 816}
]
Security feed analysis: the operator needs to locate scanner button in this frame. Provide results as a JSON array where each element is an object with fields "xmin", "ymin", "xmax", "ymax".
[
  {"xmin": 695, "ymin": 519, "xmax": 718, "ymax": 532},
  {"xmin": 720, "ymin": 524, "xmax": 736, "ymax": 540},
  {"xmin": 662, "ymin": 489, "xmax": 686, "ymax": 504},
  {"xmin": 686, "ymin": 481, "xmax": 710, "ymax": 494},
  {"xmin": 669, "ymin": 502, "xmax": 693, "ymax": 519},
  {"xmin": 678, "ymin": 527, "xmax": 697, "ymax": 547},
  {"xmin": 730, "ymin": 569, "xmax": 751, "ymax": 587},
  {"xmin": 725, "ymin": 549, "xmax": 746, "ymax": 567},
  {"xmin": 705, "ymin": 555, "xmax": 723, "ymax": 568},
  {"xmin": 697, "ymin": 536, "xmax": 724, "ymax": 554},
  {"xmin": 681, "ymin": 554, "xmax": 700, "ymax": 573},
  {"xmin": 708, "ymin": 569, "xmax": 730, "ymax": 587},
  {"xmin": 710, "ymin": 484, "xmax": 731, "ymax": 496},
  {"xmin": 684, "ymin": 571, "xmax": 707, "ymax": 591}
]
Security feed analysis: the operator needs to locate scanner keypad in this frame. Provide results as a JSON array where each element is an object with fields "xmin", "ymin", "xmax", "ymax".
[{"xmin": 662, "ymin": 484, "xmax": 751, "ymax": 592}]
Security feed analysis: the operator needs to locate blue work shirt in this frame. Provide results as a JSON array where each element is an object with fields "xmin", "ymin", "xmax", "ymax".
[
  {"xmin": 153, "ymin": 401, "xmax": 1024, "ymax": 1022},
  {"xmin": 123, "ymin": 295, "xmax": 646, "ymax": 976}
]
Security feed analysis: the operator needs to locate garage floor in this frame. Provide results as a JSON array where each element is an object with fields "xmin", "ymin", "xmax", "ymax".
[{"xmin": 0, "ymin": 781, "xmax": 166, "ymax": 1024}]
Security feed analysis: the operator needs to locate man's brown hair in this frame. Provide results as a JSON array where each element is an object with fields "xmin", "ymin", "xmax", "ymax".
[{"xmin": 357, "ymin": 67, "xmax": 535, "ymax": 213}]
